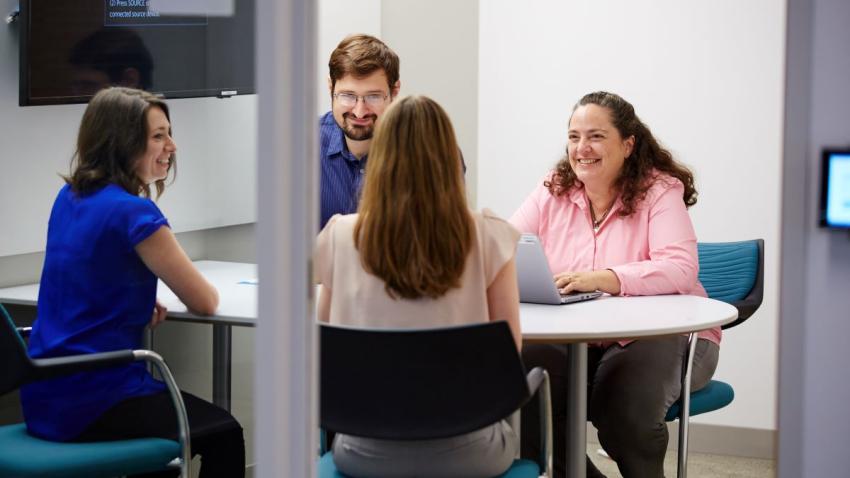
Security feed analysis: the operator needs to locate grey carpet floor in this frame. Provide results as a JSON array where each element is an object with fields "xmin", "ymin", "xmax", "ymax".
[{"xmin": 586, "ymin": 444, "xmax": 775, "ymax": 478}]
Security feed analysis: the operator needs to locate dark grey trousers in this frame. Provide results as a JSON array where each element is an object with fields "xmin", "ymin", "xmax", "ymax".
[
  {"xmin": 333, "ymin": 420, "xmax": 518, "ymax": 478},
  {"xmin": 520, "ymin": 336, "xmax": 719, "ymax": 478}
]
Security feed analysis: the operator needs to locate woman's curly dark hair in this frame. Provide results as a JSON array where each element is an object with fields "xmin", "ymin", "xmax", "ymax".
[{"xmin": 545, "ymin": 91, "xmax": 697, "ymax": 216}]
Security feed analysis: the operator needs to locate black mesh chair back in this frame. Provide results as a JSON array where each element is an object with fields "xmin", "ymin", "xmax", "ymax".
[{"xmin": 320, "ymin": 321, "xmax": 530, "ymax": 440}]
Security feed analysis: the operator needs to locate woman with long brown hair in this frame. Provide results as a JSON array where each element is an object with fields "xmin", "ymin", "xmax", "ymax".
[{"xmin": 314, "ymin": 95, "xmax": 521, "ymax": 477}]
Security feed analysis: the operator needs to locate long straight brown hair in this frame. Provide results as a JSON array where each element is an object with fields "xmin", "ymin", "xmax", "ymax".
[{"xmin": 354, "ymin": 95, "xmax": 473, "ymax": 300}]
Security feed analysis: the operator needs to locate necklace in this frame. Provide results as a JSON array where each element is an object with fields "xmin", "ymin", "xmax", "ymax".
[{"xmin": 590, "ymin": 203, "xmax": 612, "ymax": 231}]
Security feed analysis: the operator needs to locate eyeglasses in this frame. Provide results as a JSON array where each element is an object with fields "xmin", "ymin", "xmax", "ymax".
[{"xmin": 333, "ymin": 93, "xmax": 389, "ymax": 108}]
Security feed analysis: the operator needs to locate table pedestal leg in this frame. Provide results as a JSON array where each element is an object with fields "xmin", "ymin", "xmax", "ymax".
[
  {"xmin": 567, "ymin": 342, "xmax": 587, "ymax": 478},
  {"xmin": 677, "ymin": 332, "xmax": 699, "ymax": 478},
  {"xmin": 212, "ymin": 324, "xmax": 233, "ymax": 412}
]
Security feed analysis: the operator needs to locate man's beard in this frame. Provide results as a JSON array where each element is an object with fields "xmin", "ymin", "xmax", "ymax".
[{"xmin": 338, "ymin": 112, "xmax": 376, "ymax": 141}]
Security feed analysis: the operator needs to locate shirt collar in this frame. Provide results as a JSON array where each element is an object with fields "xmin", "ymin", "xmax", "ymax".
[
  {"xmin": 567, "ymin": 182, "xmax": 621, "ymax": 216},
  {"xmin": 568, "ymin": 184, "xmax": 588, "ymax": 209}
]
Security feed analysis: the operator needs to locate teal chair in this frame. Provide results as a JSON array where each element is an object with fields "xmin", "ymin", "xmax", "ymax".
[
  {"xmin": 317, "ymin": 321, "xmax": 553, "ymax": 478},
  {"xmin": 0, "ymin": 304, "xmax": 191, "ymax": 477},
  {"xmin": 665, "ymin": 239, "xmax": 764, "ymax": 478}
]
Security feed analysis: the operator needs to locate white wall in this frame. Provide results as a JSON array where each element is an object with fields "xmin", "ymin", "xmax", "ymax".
[
  {"xmin": 316, "ymin": 0, "xmax": 381, "ymax": 115},
  {"xmin": 0, "ymin": 0, "xmax": 256, "ymax": 257},
  {"xmin": 381, "ymin": 0, "xmax": 479, "ymax": 205},
  {"xmin": 478, "ymin": 0, "xmax": 785, "ymax": 432}
]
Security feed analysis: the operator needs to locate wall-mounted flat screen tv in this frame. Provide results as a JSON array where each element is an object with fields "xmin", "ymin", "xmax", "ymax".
[
  {"xmin": 820, "ymin": 148, "xmax": 850, "ymax": 229},
  {"xmin": 19, "ymin": 0, "xmax": 255, "ymax": 106}
]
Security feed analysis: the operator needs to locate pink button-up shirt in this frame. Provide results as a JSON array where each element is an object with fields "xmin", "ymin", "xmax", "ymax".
[{"xmin": 510, "ymin": 172, "xmax": 720, "ymax": 345}]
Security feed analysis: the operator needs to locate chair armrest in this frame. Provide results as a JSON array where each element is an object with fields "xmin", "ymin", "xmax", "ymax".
[
  {"xmin": 526, "ymin": 366, "xmax": 546, "ymax": 394},
  {"xmin": 526, "ymin": 367, "xmax": 553, "ymax": 478},
  {"xmin": 31, "ymin": 350, "xmax": 136, "ymax": 381},
  {"xmin": 31, "ymin": 349, "xmax": 191, "ymax": 478},
  {"xmin": 134, "ymin": 350, "xmax": 191, "ymax": 478}
]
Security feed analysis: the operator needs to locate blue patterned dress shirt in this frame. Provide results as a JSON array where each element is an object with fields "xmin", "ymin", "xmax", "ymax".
[{"xmin": 319, "ymin": 111, "xmax": 367, "ymax": 229}]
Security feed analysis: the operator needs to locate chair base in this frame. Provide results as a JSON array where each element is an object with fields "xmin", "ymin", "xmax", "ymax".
[
  {"xmin": 0, "ymin": 423, "xmax": 180, "ymax": 478},
  {"xmin": 318, "ymin": 452, "xmax": 541, "ymax": 478}
]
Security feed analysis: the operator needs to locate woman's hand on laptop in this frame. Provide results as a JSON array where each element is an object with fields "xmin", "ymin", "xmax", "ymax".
[{"xmin": 554, "ymin": 269, "xmax": 621, "ymax": 295}]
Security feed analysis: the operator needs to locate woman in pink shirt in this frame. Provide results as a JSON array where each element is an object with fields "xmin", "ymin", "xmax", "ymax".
[{"xmin": 511, "ymin": 91, "xmax": 719, "ymax": 478}]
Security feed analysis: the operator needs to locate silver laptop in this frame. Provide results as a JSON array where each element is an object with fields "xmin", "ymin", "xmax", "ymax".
[{"xmin": 516, "ymin": 234, "xmax": 603, "ymax": 305}]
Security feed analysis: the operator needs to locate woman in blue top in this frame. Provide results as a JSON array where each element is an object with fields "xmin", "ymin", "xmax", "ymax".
[{"xmin": 21, "ymin": 87, "xmax": 245, "ymax": 478}]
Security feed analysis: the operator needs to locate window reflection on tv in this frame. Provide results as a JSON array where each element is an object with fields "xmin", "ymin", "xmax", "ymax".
[
  {"xmin": 820, "ymin": 149, "xmax": 850, "ymax": 229},
  {"xmin": 20, "ymin": 0, "xmax": 255, "ymax": 106}
]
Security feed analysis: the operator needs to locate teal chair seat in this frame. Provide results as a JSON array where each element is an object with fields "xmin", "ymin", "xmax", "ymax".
[
  {"xmin": 664, "ymin": 380, "xmax": 735, "ymax": 421},
  {"xmin": 0, "ymin": 424, "xmax": 179, "ymax": 478},
  {"xmin": 318, "ymin": 452, "xmax": 541, "ymax": 478}
]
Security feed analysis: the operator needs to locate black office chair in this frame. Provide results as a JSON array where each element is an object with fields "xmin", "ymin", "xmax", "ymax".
[
  {"xmin": 317, "ymin": 321, "xmax": 553, "ymax": 478},
  {"xmin": 666, "ymin": 239, "xmax": 764, "ymax": 478},
  {"xmin": 0, "ymin": 303, "xmax": 191, "ymax": 477}
]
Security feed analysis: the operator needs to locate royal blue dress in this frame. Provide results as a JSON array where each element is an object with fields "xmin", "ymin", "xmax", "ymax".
[{"xmin": 21, "ymin": 183, "xmax": 169, "ymax": 441}]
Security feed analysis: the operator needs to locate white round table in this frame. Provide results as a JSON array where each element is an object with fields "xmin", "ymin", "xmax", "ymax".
[{"xmin": 520, "ymin": 294, "xmax": 738, "ymax": 477}]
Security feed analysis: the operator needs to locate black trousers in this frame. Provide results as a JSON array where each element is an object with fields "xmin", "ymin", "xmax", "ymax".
[
  {"xmin": 74, "ymin": 390, "xmax": 245, "ymax": 478},
  {"xmin": 520, "ymin": 336, "xmax": 719, "ymax": 478}
]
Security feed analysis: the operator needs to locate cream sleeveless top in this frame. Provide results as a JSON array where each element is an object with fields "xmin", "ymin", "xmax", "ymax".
[{"xmin": 314, "ymin": 209, "xmax": 520, "ymax": 329}]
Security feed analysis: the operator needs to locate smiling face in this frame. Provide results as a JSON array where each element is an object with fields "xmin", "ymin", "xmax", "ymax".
[
  {"xmin": 330, "ymin": 70, "xmax": 397, "ymax": 142},
  {"xmin": 567, "ymin": 104, "xmax": 635, "ymax": 192},
  {"xmin": 134, "ymin": 106, "xmax": 175, "ymax": 185}
]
